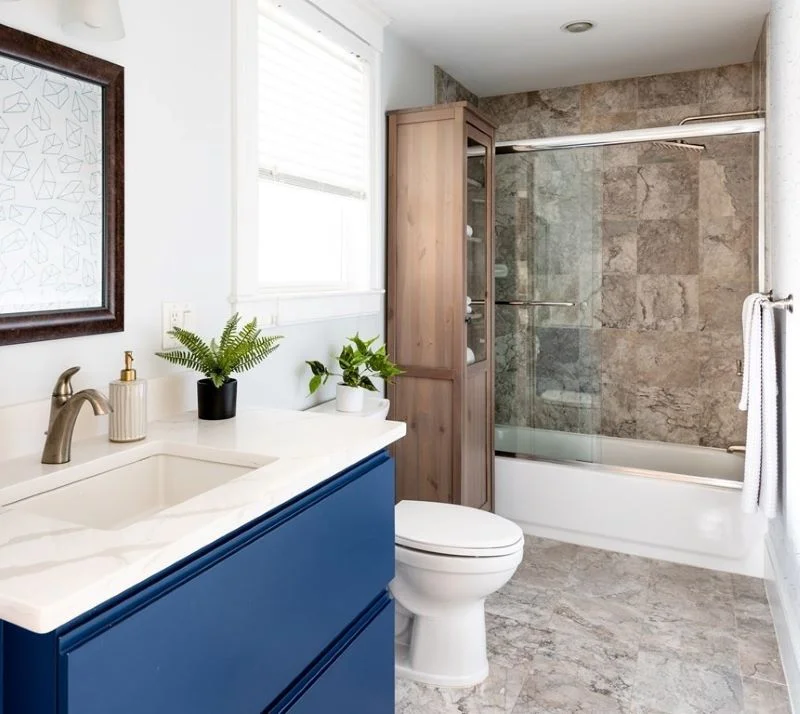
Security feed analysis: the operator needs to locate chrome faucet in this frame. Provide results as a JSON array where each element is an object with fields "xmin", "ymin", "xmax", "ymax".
[
  {"xmin": 42, "ymin": 367, "xmax": 112, "ymax": 465},
  {"xmin": 726, "ymin": 444, "xmax": 746, "ymax": 455}
]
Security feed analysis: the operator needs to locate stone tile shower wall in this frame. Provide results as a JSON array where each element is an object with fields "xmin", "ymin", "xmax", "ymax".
[
  {"xmin": 436, "ymin": 65, "xmax": 758, "ymax": 449},
  {"xmin": 434, "ymin": 65, "xmax": 480, "ymax": 106}
]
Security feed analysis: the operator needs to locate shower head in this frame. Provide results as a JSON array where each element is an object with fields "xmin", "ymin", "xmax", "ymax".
[{"xmin": 651, "ymin": 139, "xmax": 706, "ymax": 153}]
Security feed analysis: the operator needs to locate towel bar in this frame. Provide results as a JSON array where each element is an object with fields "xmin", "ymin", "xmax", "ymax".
[{"xmin": 763, "ymin": 292, "xmax": 794, "ymax": 313}]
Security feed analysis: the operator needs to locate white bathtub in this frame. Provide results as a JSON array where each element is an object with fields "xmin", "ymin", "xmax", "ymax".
[
  {"xmin": 495, "ymin": 425, "xmax": 745, "ymax": 485},
  {"xmin": 494, "ymin": 426, "xmax": 767, "ymax": 577}
]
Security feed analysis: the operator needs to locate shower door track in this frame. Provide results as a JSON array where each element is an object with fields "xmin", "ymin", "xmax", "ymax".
[{"xmin": 494, "ymin": 118, "xmax": 764, "ymax": 153}]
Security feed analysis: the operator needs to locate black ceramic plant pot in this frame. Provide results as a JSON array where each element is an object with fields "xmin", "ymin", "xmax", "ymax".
[{"xmin": 197, "ymin": 378, "xmax": 238, "ymax": 420}]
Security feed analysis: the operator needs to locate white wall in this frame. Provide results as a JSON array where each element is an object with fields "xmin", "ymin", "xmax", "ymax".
[
  {"xmin": 0, "ymin": 0, "xmax": 232, "ymax": 408},
  {"xmin": 0, "ymin": 6, "xmax": 433, "ymax": 453},
  {"xmin": 382, "ymin": 29, "xmax": 434, "ymax": 111},
  {"xmin": 770, "ymin": 0, "xmax": 800, "ymax": 553},
  {"xmin": 767, "ymin": 0, "xmax": 800, "ymax": 703}
]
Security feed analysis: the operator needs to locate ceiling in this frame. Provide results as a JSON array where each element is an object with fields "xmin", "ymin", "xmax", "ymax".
[{"xmin": 373, "ymin": 0, "xmax": 771, "ymax": 96}]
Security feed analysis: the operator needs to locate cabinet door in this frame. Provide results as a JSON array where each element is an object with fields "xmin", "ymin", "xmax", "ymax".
[
  {"xmin": 463, "ymin": 123, "xmax": 494, "ymax": 511},
  {"xmin": 466, "ymin": 133, "xmax": 489, "ymax": 365},
  {"xmin": 59, "ymin": 454, "xmax": 395, "ymax": 714},
  {"xmin": 271, "ymin": 597, "xmax": 394, "ymax": 713}
]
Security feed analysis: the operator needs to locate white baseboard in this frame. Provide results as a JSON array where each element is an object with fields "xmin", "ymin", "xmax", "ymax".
[{"xmin": 766, "ymin": 529, "xmax": 800, "ymax": 713}]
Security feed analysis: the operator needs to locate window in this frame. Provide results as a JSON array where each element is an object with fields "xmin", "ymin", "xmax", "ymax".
[{"xmin": 256, "ymin": 3, "xmax": 372, "ymax": 292}]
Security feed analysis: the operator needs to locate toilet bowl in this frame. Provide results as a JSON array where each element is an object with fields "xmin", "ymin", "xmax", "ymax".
[
  {"xmin": 391, "ymin": 500, "xmax": 524, "ymax": 687},
  {"xmin": 306, "ymin": 398, "xmax": 523, "ymax": 686}
]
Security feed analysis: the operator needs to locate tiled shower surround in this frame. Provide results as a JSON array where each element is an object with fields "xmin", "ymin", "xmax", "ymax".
[{"xmin": 435, "ymin": 64, "xmax": 759, "ymax": 448}]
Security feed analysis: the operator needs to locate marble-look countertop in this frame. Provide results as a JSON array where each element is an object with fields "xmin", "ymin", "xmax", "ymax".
[{"xmin": 0, "ymin": 408, "xmax": 406, "ymax": 634}]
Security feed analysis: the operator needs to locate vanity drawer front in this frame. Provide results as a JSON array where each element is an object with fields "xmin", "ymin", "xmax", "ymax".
[
  {"xmin": 60, "ymin": 453, "xmax": 395, "ymax": 714},
  {"xmin": 272, "ymin": 595, "xmax": 394, "ymax": 713}
]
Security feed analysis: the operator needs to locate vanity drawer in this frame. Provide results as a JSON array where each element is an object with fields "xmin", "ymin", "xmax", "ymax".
[
  {"xmin": 271, "ymin": 594, "xmax": 394, "ymax": 713},
  {"xmin": 58, "ymin": 452, "xmax": 395, "ymax": 714}
]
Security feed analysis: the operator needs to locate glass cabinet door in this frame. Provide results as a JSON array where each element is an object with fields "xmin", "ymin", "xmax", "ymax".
[{"xmin": 466, "ymin": 134, "xmax": 489, "ymax": 364}]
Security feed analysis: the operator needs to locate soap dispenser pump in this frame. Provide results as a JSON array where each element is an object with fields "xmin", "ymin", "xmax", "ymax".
[{"xmin": 109, "ymin": 351, "xmax": 147, "ymax": 442}]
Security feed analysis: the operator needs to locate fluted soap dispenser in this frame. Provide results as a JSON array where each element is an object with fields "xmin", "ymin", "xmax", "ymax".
[{"xmin": 109, "ymin": 351, "xmax": 147, "ymax": 442}]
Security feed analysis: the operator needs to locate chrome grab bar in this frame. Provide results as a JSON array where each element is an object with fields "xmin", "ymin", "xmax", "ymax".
[{"xmin": 496, "ymin": 300, "xmax": 576, "ymax": 308}]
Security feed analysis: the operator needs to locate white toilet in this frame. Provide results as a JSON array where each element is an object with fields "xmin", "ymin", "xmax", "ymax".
[
  {"xmin": 391, "ymin": 500, "xmax": 524, "ymax": 687},
  {"xmin": 308, "ymin": 396, "xmax": 524, "ymax": 687}
]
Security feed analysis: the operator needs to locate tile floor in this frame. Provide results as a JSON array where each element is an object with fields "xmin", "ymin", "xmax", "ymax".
[{"xmin": 395, "ymin": 536, "xmax": 790, "ymax": 713}]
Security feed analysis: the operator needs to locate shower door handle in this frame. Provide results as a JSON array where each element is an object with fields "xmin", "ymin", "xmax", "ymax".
[{"xmin": 496, "ymin": 300, "xmax": 576, "ymax": 308}]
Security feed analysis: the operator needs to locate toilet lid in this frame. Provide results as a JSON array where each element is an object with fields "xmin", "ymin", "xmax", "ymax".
[{"xmin": 395, "ymin": 501, "xmax": 524, "ymax": 557}]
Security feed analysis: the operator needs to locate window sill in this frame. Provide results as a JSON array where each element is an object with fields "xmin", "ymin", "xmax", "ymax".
[{"xmin": 230, "ymin": 289, "xmax": 384, "ymax": 326}]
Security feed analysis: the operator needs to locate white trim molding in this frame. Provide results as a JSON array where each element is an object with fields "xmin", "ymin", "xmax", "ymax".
[
  {"xmin": 766, "ymin": 523, "xmax": 800, "ymax": 711},
  {"xmin": 232, "ymin": 0, "xmax": 260, "ymax": 300},
  {"xmin": 231, "ymin": 289, "xmax": 384, "ymax": 327},
  {"xmin": 291, "ymin": 0, "xmax": 390, "ymax": 51}
]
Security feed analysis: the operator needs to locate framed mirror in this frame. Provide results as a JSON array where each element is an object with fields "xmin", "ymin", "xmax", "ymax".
[{"xmin": 0, "ymin": 23, "xmax": 124, "ymax": 345}]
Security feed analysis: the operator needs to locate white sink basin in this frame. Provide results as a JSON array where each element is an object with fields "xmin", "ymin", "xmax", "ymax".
[{"xmin": 11, "ymin": 449, "xmax": 276, "ymax": 530}]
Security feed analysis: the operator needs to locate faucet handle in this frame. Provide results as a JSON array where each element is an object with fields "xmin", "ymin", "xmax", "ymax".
[{"xmin": 52, "ymin": 366, "xmax": 80, "ymax": 398}]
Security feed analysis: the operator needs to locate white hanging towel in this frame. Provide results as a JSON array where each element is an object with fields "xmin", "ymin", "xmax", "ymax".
[{"xmin": 738, "ymin": 293, "xmax": 779, "ymax": 518}]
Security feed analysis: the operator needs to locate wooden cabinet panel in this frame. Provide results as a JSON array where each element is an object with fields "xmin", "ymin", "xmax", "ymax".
[
  {"xmin": 388, "ymin": 102, "xmax": 496, "ymax": 510},
  {"xmin": 390, "ymin": 376, "xmax": 454, "ymax": 503},
  {"xmin": 392, "ymin": 119, "xmax": 461, "ymax": 370},
  {"xmin": 463, "ymin": 367, "xmax": 492, "ymax": 510}
]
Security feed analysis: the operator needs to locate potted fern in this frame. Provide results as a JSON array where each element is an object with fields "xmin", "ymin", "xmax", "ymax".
[
  {"xmin": 306, "ymin": 334, "xmax": 402, "ymax": 413},
  {"xmin": 156, "ymin": 313, "xmax": 282, "ymax": 420}
]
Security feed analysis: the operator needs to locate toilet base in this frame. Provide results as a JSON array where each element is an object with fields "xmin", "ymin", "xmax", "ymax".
[
  {"xmin": 395, "ymin": 642, "xmax": 489, "ymax": 687},
  {"xmin": 393, "ymin": 605, "xmax": 490, "ymax": 688}
]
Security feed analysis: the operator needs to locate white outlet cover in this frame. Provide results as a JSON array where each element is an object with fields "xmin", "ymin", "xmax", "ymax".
[{"xmin": 161, "ymin": 302, "xmax": 193, "ymax": 350}]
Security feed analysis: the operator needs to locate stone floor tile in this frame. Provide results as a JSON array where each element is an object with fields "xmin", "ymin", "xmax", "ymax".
[
  {"xmin": 485, "ymin": 578, "xmax": 559, "ymax": 628},
  {"xmin": 540, "ymin": 630, "xmax": 638, "ymax": 707},
  {"xmin": 733, "ymin": 575, "xmax": 773, "ymax": 625},
  {"xmin": 549, "ymin": 593, "xmax": 645, "ymax": 647},
  {"xmin": 632, "ymin": 650, "xmax": 744, "ymax": 713},
  {"xmin": 741, "ymin": 676, "xmax": 792, "ymax": 713},
  {"xmin": 485, "ymin": 612, "xmax": 551, "ymax": 671},
  {"xmin": 439, "ymin": 664, "xmax": 527, "ymax": 714},
  {"xmin": 649, "ymin": 560, "xmax": 734, "ymax": 598},
  {"xmin": 395, "ymin": 679, "xmax": 458, "ymax": 714},
  {"xmin": 563, "ymin": 547, "xmax": 652, "ymax": 605},
  {"xmin": 514, "ymin": 537, "xmax": 579, "ymax": 589},
  {"xmin": 646, "ymin": 562, "xmax": 736, "ymax": 629},
  {"xmin": 737, "ymin": 625, "xmax": 786, "ymax": 685},
  {"xmin": 640, "ymin": 614, "xmax": 740, "ymax": 671},
  {"xmin": 511, "ymin": 655, "xmax": 629, "ymax": 713}
]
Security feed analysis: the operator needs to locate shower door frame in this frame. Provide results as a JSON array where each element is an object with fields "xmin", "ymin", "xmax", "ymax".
[{"xmin": 493, "ymin": 118, "xmax": 767, "ymax": 485}]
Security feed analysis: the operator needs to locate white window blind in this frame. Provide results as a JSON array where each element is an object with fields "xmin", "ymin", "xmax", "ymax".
[{"xmin": 257, "ymin": 5, "xmax": 372, "ymax": 290}]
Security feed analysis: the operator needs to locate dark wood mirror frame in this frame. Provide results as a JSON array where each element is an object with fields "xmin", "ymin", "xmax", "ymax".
[{"xmin": 0, "ymin": 23, "xmax": 123, "ymax": 346}]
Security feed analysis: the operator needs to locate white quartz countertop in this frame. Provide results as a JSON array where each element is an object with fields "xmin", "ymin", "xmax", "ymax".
[{"xmin": 0, "ymin": 408, "xmax": 406, "ymax": 634}]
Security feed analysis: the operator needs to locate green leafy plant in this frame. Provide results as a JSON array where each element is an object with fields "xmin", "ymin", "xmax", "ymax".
[
  {"xmin": 306, "ymin": 334, "xmax": 403, "ymax": 395},
  {"xmin": 156, "ymin": 313, "xmax": 282, "ymax": 388}
]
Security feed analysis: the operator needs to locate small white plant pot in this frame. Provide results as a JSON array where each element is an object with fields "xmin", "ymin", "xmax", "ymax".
[{"xmin": 336, "ymin": 384, "xmax": 365, "ymax": 413}]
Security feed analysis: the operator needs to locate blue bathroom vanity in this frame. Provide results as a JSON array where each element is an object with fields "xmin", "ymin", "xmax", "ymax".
[{"xmin": 0, "ymin": 446, "xmax": 397, "ymax": 713}]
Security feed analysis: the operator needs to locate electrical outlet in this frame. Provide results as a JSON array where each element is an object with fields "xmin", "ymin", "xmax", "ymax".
[{"xmin": 162, "ymin": 302, "xmax": 194, "ymax": 350}]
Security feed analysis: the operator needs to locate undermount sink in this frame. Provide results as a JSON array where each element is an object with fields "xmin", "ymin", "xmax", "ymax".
[{"xmin": 11, "ymin": 449, "xmax": 276, "ymax": 530}]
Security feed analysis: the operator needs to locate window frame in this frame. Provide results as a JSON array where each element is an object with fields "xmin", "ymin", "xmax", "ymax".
[{"xmin": 232, "ymin": 0, "xmax": 387, "ymax": 326}]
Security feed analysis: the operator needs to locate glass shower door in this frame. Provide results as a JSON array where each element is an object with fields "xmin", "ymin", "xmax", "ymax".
[{"xmin": 494, "ymin": 147, "xmax": 603, "ymax": 461}]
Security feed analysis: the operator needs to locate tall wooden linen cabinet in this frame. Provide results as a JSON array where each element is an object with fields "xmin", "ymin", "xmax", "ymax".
[{"xmin": 386, "ymin": 102, "xmax": 496, "ymax": 511}]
